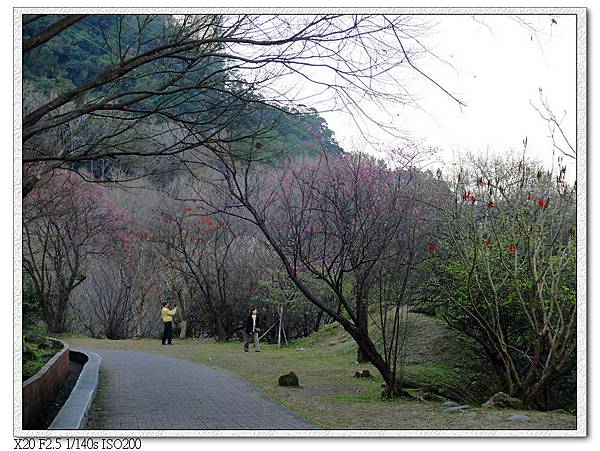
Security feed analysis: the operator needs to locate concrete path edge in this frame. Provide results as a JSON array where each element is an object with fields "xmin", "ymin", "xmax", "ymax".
[{"xmin": 49, "ymin": 349, "xmax": 102, "ymax": 430}]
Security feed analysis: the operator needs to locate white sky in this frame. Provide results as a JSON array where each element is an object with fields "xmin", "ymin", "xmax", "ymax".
[{"xmin": 321, "ymin": 14, "xmax": 577, "ymax": 178}]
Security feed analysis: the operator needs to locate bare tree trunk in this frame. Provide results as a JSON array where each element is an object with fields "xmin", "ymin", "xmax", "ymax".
[
  {"xmin": 356, "ymin": 300, "xmax": 369, "ymax": 363},
  {"xmin": 353, "ymin": 266, "xmax": 372, "ymax": 363},
  {"xmin": 179, "ymin": 320, "xmax": 188, "ymax": 339},
  {"xmin": 349, "ymin": 326, "xmax": 403, "ymax": 397},
  {"xmin": 134, "ymin": 293, "xmax": 146, "ymax": 338},
  {"xmin": 277, "ymin": 304, "xmax": 283, "ymax": 348},
  {"xmin": 313, "ymin": 309, "xmax": 324, "ymax": 332}
]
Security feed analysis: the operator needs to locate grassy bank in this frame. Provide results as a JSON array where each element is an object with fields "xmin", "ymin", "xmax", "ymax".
[
  {"xmin": 62, "ymin": 313, "xmax": 576, "ymax": 430},
  {"xmin": 22, "ymin": 336, "xmax": 62, "ymax": 380}
]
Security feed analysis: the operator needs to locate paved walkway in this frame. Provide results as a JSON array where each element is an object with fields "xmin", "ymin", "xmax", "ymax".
[{"xmin": 83, "ymin": 348, "xmax": 316, "ymax": 430}]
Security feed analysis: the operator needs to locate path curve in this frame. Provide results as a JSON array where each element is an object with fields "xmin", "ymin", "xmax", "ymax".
[{"xmin": 82, "ymin": 348, "xmax": 316, "ymax": 430}]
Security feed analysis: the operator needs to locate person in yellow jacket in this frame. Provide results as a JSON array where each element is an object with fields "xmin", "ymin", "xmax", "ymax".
[{"xmin": 161, "ymin": 301, "xmax": 177, "ymax": 345}]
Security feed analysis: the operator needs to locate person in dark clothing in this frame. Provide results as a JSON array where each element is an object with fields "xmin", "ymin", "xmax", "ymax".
[
  {"xmin": 161, "ymin": 301, "xmax": 177, "ymax": 345},
  {"xmin": 243, "ymin": 306, "xmax": 261, "ymax": 352}
]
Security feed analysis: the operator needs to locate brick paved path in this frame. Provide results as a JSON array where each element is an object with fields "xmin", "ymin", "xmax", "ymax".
[{"xmin": 83, "ymin": 348, "xmax": 316, "ymax": 430}]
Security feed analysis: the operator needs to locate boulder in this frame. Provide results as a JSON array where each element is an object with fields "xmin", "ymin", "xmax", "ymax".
[
  {"xmin": 278, "ymin": 372, "xmax": 299, "ymax": 387},
  {"xmin": 482, "ymin": 392, "xmax": 523, "ymax": 409},
  {"xmin": 443, "ymin": 405, "xmax": 470, "ymax": 413},
  {"xmin": 442, "ymin": 401, "xmax": 461, "ymax": 408},
  {"xmin": 507, "ymin": 414, "xmax": 530, "ymax": 422}
]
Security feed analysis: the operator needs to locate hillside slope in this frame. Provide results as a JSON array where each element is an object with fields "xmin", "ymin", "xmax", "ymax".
[{"xmin": 295, "ymin": 312, "xmax": 501, "ymax": 404}]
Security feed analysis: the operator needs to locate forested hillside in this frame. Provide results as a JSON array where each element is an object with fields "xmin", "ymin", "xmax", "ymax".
[{"xmin": 23, "ymin": 15, "xmax": 343, "ymax": 184}]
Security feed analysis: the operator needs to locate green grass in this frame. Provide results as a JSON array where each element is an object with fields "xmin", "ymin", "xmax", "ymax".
[
  {"xmin": 62, "ymin": 313, "xmax": 576, "ymax": 430},
  {"xmin": 22, "ymin": 337, "xmax": 62, "ymax": 380},
  {"xmin": 291, "ymin": 322, "xmax": 349, "ymax": 348},
  {"xmin": 23, "ymin": 360, "xmax": 46, "ymax": 380},
  {"xmin": 405, "ymin": 362, "xmax": 464, "ymax": 384}
]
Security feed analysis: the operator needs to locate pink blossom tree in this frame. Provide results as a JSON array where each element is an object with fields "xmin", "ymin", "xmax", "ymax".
[
  {"xmin": 23, "ymin": 170, "xmax": 130, "ymax": 332},
  {"xmin": 205, "ymin": 148, "xmax": 441, "ymax": 396}
]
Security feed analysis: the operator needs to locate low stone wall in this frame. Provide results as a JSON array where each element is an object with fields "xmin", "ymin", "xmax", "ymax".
[
  {"xmin": 22, "ymin": 339, "xmax": 69, "ymax": 429},
  {"xmin": 50, "ymin": 349, "xmax": 101, "ymax": 430}
]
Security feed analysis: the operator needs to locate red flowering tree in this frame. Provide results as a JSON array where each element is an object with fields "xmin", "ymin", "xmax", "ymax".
[
  {"xmin": 432, "ymin": 156, "xmax": 576, "ymax": 409},
  {"xmin": 23, "ymin": 170, "xmax": 130, "ymax": 332}
]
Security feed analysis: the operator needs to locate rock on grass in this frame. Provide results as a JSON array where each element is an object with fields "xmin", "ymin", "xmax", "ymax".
[
  {"xmin": 443, "ymin": 405, "xmax": 470, "ymax": 413},
  {"xmin": 279, "ymin": 372, "xmax": 299, "ymax": 387},
  {"xmin": 442, "ymin": 401, "xmax": 460, "ymax": 408},
  {"xmin": 481, "ymin": 392, "xmax": 523, "ymax": 409}
]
